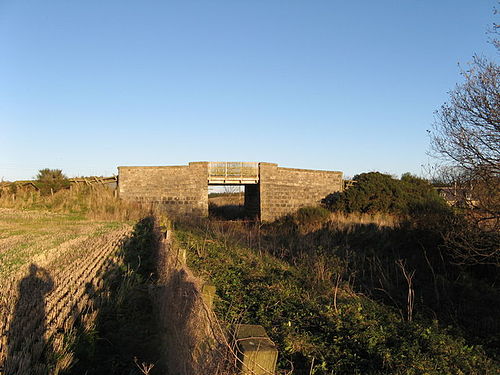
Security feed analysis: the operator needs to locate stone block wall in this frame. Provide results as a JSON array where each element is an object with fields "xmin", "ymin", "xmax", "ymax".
[
  {"xmin": 118, "ymin": 161, "xmax": 343, "ymax": 221},
  {"xmin": 118, "ymin": 162, "xmax": 209, "ymax": 217},
  {"xmin": 259, "ymin": 163, "xmax": 343, "ymax": 221}
]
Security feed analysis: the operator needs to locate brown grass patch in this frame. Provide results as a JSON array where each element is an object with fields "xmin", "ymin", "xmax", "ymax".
[{"xmin": 0, "ymin": 184, "xmax": 150, "ymax": 221}]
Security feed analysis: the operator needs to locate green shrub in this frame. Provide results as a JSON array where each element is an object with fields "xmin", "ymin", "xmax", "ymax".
[
  {"xmin": 295, "ymin": 206, "xmax": 331, "ymax": 225},
  {"xmin": 35, "ymin": 168, "xmax": 70, "ymax": 195},
  {"xmin": 323, "ymin": 172, "xmax": 449, "ymax": 217}
]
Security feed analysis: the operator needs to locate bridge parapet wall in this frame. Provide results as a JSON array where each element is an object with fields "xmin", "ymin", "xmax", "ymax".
[
  {"xmin": 118, "ymin": 162, "xmax": 208, "ymax": 217},
  {"xmin": 259, "ymin": 163, "xmax": 343, "ymax": 221}
]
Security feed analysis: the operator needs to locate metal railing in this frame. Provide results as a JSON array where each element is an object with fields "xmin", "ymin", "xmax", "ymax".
[{"xmin": 208, "ymin": 162, "xmax": 259, "ymax": 183}]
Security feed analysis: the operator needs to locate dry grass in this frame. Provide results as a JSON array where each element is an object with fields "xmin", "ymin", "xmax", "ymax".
[
  {"xmin": 293, "ymin": 210, "xmax": 399, "ymax": 234},
  {"xmin": 208, "ymin": 193, "xmax": 244, "ymax": 207},
  {"xmin": 325, "ymin": 211, "xmax": 398, "ymax": 228},
  {"xmin": 192, "ymin": 210, "xmax": 398, "ymax": 255},
  {"xmin": 0, "ymin": 184, "xmax": 150, "ymax": 221},
  {"xmin": 0, "ymin": 208, "xmax": 132, "ymax": 374}
]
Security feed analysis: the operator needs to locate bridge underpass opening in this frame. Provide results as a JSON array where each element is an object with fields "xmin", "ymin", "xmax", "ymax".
[
  {"xmin": 208, "ymin": 184, "xmax": 260, "ymax": 220},
  {"xmin": 207, "ymin": 162, "xmax": 260, "ymax": 220}
]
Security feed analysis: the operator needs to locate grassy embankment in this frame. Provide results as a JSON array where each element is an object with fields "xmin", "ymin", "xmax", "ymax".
[{"xmin": 175, "ymin": 209, "xmax": 499, "ymax": 375}]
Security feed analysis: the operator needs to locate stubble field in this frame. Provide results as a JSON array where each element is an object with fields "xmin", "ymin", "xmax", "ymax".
[{"xmin": 0, "ymin": 208, "xmax": 132, "ymax": 374}]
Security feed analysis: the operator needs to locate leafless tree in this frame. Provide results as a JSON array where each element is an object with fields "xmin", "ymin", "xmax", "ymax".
[
  {"xmin": 492, "ymin": 3, "xmax": 500, "ymax": 51},
  {"xmin": 429, "ymin": 9, "xmax": 499, "ymax": 265},
  {"xmin": 431, "ymin": 57, "xmax": 499, "ymax": 218}
]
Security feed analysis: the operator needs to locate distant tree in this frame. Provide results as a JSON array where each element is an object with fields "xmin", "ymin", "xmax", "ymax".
[
  {"xmin": 35, "ymin": 169, "xmax": 70, "ymax": 195},
  {"xmin": 36, "ymin": 168, "xmax": 66, "ymax": 181}
]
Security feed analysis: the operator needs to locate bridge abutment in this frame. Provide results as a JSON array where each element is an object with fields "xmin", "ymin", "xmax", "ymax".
[
  {"xmin": 118, "ymin": 162, "xmax": 209, "ymax": 217},
  {"xmin": 259, "ymin": 163, "xmax": 343, "ymax": 221}
]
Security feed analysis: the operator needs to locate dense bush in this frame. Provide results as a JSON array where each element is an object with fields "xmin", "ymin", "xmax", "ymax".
[
  {"xmin": 323, "ymin": 172, "xmax": 497, "ymax": 267},
  {"xmin": 323, "ymin": 172, "xmax": 449, "ymax": 217},
  {"xmin": 295, "ymin": 206, "xmax": 331, "ymax": 225},
  {"xmin": 35, "ymin": 168, "xmax": 70, "ymax": 195}
]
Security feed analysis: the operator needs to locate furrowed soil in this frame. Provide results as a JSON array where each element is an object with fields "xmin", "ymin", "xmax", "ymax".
[
  {"xmin": 0, "ymin": 208, "xmax": 124, "ymax": 278},
  {"xmin": 0, "ymin": 209, "xmax": 162, "ymax": 375}
]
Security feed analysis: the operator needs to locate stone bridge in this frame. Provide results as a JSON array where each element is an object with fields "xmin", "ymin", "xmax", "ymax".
[{"xmin": 118, "ymin": 162, "xmax": 343, "ymax": 221}]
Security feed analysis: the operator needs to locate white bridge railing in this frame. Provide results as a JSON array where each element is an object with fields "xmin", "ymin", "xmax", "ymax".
[{"xmin": 208, "ymin": 162, "xmax": 259, "ymax": 184}]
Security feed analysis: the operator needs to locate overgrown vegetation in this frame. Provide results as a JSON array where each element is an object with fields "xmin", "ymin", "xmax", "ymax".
[
  {"xmin": 174, "ymin": 172, "xmax": 499, "ymax": 373},
  {"xmin": 176, "ymin": 212, "xmax": 499, "ymax": 374},
  {"xmin": 324, "ymin": 172, "xmax": 499, "ymax": 266}
]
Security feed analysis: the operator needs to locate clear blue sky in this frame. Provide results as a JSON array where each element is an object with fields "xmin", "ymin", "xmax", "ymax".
[{"xmin": 0, "ymin": 0, "xmax": 498, "ymax": 180}]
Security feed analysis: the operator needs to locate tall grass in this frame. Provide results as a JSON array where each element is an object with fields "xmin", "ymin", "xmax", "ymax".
[{"xmin": 0, "ymin": 184, "xmax": 149, "ymax": 221}]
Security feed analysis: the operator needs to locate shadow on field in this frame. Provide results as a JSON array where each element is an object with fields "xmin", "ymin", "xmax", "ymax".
[
  {"xmin": 4, "ymin": 264, "xmax": 54, "ymax": 374},
  {"xmin": 158, "ymin": 268, "xmax": 198, "ymax": 375},
  {"xmin": 70, "ymin": 217, "xmax": 164, "ymax": 375}
]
